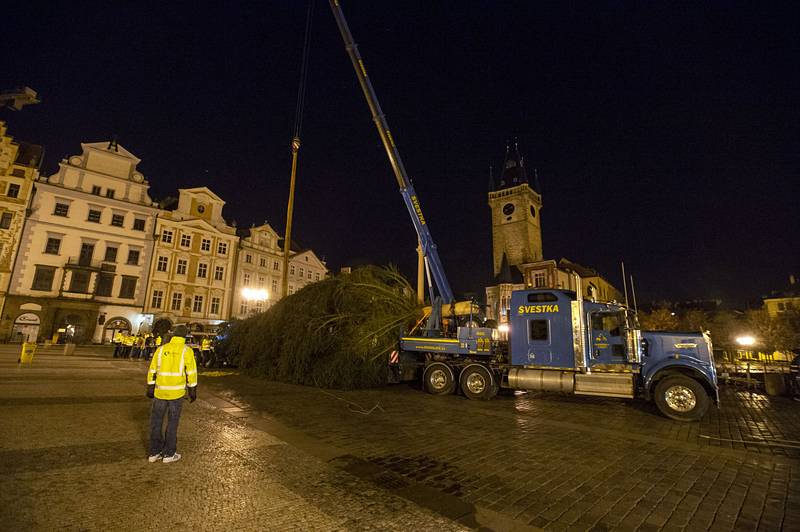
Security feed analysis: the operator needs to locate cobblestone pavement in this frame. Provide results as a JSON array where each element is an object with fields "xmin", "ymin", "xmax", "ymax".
[
  {"xmin": 197, "ymin": 368, "xmax": 800, "ymax": 531},
  {"xmin": 0, "ymin": 349, "xmax": 468, "ymax": 532}
]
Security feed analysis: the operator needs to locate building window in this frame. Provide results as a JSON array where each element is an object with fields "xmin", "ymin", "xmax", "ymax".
[
  {"xmin": 290, "ymin": 265, "xmax": 295, "ymax": 275},
  {"xmin": 307, "ymin": 271, "xmax": 312, "ymax": 280},
  {"xmin": 0, "ymin": 212, "xmax": 13, "ymax": 229},
  {"xmin": 255, "ymin": 300, "xmax": 264, "ymax": 312},
  {"xmin": 201, "ymin": 238, "xmax": 211, "ymax": 252},
  {"xmin": 151, "ymin": 290, "xmax": 164, "ymax": 309},
  {"xmin": 156, "ymin": 256, "xmax": 168, "ymax": 272},
  {"xmin": 91, "ymin": 185, "xmax": 102, "ymax": 195},
  {"xmin": 273, "ymin": 261, "xmax": 279, "ymax": 271},
  {"xmin": 258, "ymin": 275, "xmax": 265, "ymax": 287},
  {"xmin": 44, "ymin": 237, "xmax": 61, "ymax": 255},
  {"xmin": 133, "ymin": 218, "xmax": 145, "ymax": 231},
  {"xmin": 88, "ymin": 209, "xmax": 102, "ymax": 223},
  {"xmin": 315, "ymin": 273, "xmax": 320, "ymax": 281},
  {"xmin": 119, "ymin": 276, "xmax": 137, "ymax": 299},
  {"xmin": 68, "ymin": 270, "xmax": 90, "ymax": 293},
  {"xmin": 243, "ymin": 273, "xmax": 251, "ymax": 286},
  {"xmin": 245, "ymin": 253, "xmax": 252, "ymax": 264},
  {"xmin": 176, "ymin": 259, "xmax": 187, "ymax": 275},
  {"xmin": 289, "ymin": 285, "xmax": 294, "ymax": 295},
  {"xmin": 161, "ymin": 230, "xmax": 173, "ymax": 243},
  {"xmin": 180, "ymin": 234, "xmax": 191, "ymax": 247},
  {"xmin": 54, "ymin": 203, "xmax": 70, "ymax": 217},
  {"xmin": 31, "ymin": 265, "xmax": 56, "ymax": 291},
  {"xmin": 171, "ymin": 292, "xmax": 183, "ymax": 311},
  {"xmin": 111, "ymin": 214, "xmax": 125, "ymax": 227},
  {"xmin": 299, "ymin": 267, "xmax": 304, "ymax": 278},
  {"xmin": 7, "ymin": 183, "xmax": 20, "ymax": 198},
  {"xmin": 214, "ymin": 266, "xmax": 224, "ymax": 281},
  {"xmin": 106, "ymin": 189, "xmax": 115, "ymax": 199},
  {"xmin": 95, "ymin": 273, "xmax": 114, "ymax": 296},
  {"xmin": 259, "ymin": 257, "xmax": 266, "ymax": 267},
  {"xmin": 217, "ymin": 242, "xmax": 227, "ymax": 255},
  {"xmin": 240, "ymin": 302, "xmax": 248, "ymax": 315},
  {"xmin": 272, "ymin": 279, "xmax": 278, "ymax": 292},
  {"xmin": 127, "ymin": 249, "xmax": 140, "ymax": 265},
  {"xmin": 192, "ymin": 295, "xmax": 204, "ymax": 313},
  {"xmin": 210, "ymin": 297, "xmax": 220, "ymax": 315},
  {"xmin": 104, "ymin": 246, "xmax": 118, "ymax": 262},
  {"xmin": 533, "ymin": 272, "xmax": 546, "ymax": 288},
  {"xmin": 197, "ymin": 263, "xmax": 208, "ymax": 278}
]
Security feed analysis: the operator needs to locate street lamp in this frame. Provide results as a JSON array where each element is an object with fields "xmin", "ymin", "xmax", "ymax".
[
  {"xmin": 240, "ymin": 288, "xmax": 269, "ymax": 302},
  {"xmin": 735, "ymin": 335, "xmax": 756, "ymax": 347}
]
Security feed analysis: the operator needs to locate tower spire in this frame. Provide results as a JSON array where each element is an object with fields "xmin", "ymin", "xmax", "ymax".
[{"xmin": 498, "ymin": 138, "xmax": 528, "ymax": 189}]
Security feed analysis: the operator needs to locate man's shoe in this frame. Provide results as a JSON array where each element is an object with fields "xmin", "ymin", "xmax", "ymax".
[
  {"xmin": 148, "ymin": 453, "xmax": 162, "ymax": 463},
  {"xmin": 162, "ymin": 453, "xmax": 182, "ymax": 463}
]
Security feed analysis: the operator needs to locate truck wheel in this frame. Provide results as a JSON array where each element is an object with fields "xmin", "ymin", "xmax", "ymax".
[
  {"xmin": 423, "ymin": 363, "xmax": 455, "ymax": 395},
  {"xmin": 460, "ymin": 365, "xmax": 498, "ymax": 400},
  {"xmin": 654, "ymin": 375, "xmax": 709, "ymax": 421}
]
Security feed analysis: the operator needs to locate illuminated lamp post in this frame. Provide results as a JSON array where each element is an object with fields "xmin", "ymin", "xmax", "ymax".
[{"xmin": 241, "ymin": 288, "xmax": 269, "ymax": 314}]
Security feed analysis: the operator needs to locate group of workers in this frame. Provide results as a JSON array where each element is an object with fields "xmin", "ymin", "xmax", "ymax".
[
  {"xmin": 112, "ymin": 330, "xmax": 215, "ymax": 366},
  {"xmin": 112, "ymin": 332, "xmax": 161, "ymax": 360}
]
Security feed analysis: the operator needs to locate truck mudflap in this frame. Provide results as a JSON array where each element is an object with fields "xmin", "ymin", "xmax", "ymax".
[{"xmin": 388, "ymin": 350, "xmax": 425, "ymax": 383}]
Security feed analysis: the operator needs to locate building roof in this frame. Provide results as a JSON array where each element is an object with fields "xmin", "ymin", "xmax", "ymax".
[
  {"xmin": 14, "ymin": 141, "xmax": 43, "ymax": 168},
  {"xmin": 81, "ymin": 141, "xmax": 141, "ymax": 163},
  {"xmin": 493, "ymin": 253, "xmax": 524, "ymax": 285},
  {"xmin": 490, "ymin": 141, "xmax": 541, "ymax": 193},
  {"xmin": 764, "ymin": 275, "xmax": 800, "ymax": 300},
  {"xmin": 557, "ymin": 258, "xmax": 600, "ymax": 278},
  {"xmin": 178, "ymin": 187, "xmax": 225, "ymax": 204}
]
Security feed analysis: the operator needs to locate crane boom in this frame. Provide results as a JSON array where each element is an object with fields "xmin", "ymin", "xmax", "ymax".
[{"xmin": 328, "ymin": 0, "xmax": 454, "ymax": 305}]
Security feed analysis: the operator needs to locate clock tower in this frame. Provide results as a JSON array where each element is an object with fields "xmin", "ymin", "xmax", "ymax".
[{"xmin": 488, "ymin": 143, "xmax": 543, "ymax": 277}]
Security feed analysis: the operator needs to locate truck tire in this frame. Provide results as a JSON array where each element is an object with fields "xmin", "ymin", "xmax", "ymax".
[
  {"xmin": 423, "ymin": 362, "xmax": 455, "ymax": 396},
  {"xmin": 459, "ymin": 365, "xmax": 498, "ymax": 400},
  {"xmin": 654, "ymin": 375, "xmax": 709, "ymax": 421}
]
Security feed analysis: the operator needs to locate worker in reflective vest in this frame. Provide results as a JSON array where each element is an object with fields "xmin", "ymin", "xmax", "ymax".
[{"xmin": 145, "ymin": 324, "xmax": 197, "ymax": 463}]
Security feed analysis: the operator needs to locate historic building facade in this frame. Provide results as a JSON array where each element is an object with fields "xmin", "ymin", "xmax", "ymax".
[
  {"xmin": 3, "ymin": 141, "xmax": 159, "ymax": 343},
  {"xmin": 485, "ymin": 143, "xmax": 620, "ymax": 326},
  {"xmin": 230, "ymin": 223, "xmax": 328, "ymax": 319},
  {"xmin": 0, "ymin": 122, "xmax": 42, "ymax": 339},
  {"xmin": 763, "ymin": 275, "xmax": 799, "ymax": 318},
  {"xmin": 143, "ymin": 187, "xmax": 237, "ymax": 334}
]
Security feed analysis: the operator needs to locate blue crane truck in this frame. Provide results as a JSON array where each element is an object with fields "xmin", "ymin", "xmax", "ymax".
[
  {"xmin": 396, "ymin": 289, "xmax": 718, "ymax": 421},
  {"xmin": 328, "ymin": 0, "xmax": 718, "ymax": 421}
]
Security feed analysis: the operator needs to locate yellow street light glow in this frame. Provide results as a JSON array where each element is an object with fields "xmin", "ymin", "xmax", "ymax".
[
  {"xmin": 497, "ymin": 323, "xmax": 510, "ymax": 333},
  {"xmin": 241, "ymin": 288, "xmax": 269, "ymax": 301},
  {"xmin": 735, "ymin": 335, "xmax": 756, "ymax": 347}
]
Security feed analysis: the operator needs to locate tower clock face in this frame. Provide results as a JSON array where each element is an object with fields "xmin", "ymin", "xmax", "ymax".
[{"xmin": 502, "ymin": 203, "xmax": 515, "ymax": 216}]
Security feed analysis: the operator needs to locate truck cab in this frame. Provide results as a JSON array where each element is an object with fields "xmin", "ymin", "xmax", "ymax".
[{"xmin": 508, "ymin": 289, "xmax": 718, "ymax": 420}]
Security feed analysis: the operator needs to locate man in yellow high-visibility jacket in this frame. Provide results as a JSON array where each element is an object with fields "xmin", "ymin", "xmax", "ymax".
[{"xmin": 146, "ymin": 325, "xmax": 197, "ymax": 463}]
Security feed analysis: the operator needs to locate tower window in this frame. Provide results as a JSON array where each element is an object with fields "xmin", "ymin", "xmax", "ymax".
[{"xmin": 530, "ymin": 206, "xmax": 536, "ymax": 218}]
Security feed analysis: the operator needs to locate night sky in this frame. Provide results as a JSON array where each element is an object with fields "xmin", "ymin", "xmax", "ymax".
[{"xmin": 4, "ymin": 1, "xmax": 798, "ymax": 307}]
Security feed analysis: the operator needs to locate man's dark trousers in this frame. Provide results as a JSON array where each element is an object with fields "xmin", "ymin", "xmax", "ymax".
[{"xmin": 149, "ymin": 398, "xmax": 183, "ymax": 456}]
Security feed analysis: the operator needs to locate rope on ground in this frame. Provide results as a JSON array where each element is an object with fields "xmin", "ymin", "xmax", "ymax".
[
  {"xmin": 699, "ymin": 434, "xmax": 800, "ymax": 449},
  {"xmin": 313, "ymin": 379, "xmax": 385, "ymax": 415}
]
